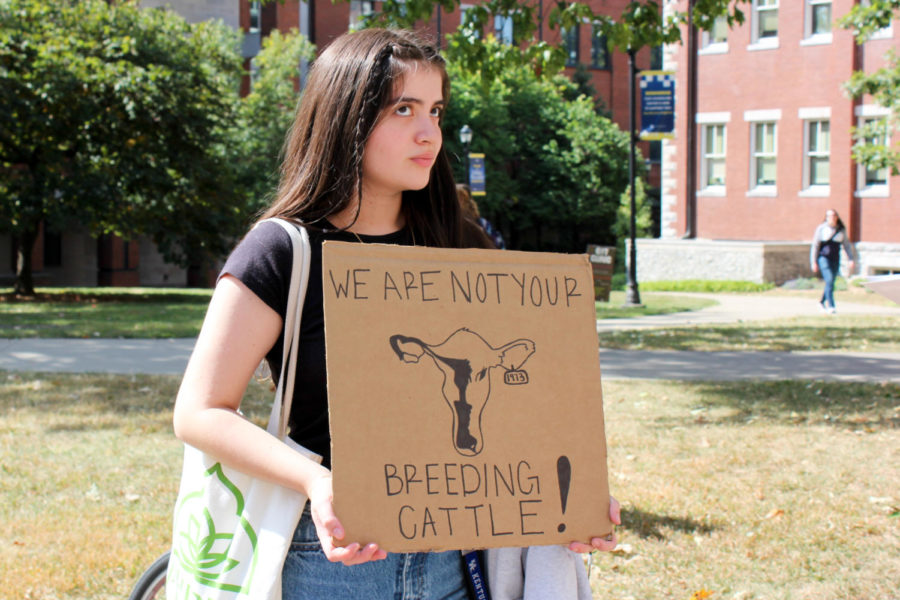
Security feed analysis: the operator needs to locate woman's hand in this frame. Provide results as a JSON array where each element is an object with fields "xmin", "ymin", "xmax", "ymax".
[
  {"xmin": 308, "ymin": 474, "xmax": 388, "ymax": 565},
  {"xmin": 812, "ymin": 263, "xmax": 819, "ymax": 274},
  {"xmin": 567, "ymin": 496, "xmax": 621, "ymax": 553}
]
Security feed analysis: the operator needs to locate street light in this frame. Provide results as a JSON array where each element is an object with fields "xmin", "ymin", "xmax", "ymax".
[{"xmin": 459, "ymin": 124, "xmax": 473, "ymax": 187}]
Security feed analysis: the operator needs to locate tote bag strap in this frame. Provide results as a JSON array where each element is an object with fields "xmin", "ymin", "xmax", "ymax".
[{"xmin": 254, "ymin": 217, "xmax": 311, "ymax": 439}]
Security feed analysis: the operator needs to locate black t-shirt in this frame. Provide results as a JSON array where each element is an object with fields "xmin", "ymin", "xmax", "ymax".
[{"xmin": 220, "ymin": 220, "xmax": 413, "ymax": 468}]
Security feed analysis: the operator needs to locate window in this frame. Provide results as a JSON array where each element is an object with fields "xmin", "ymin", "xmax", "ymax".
[
  {"xmin": 701, "ymin": 15, "xmax": 729, "ymax": 53},
  {"xmin": 249, "ymin": 1, "xmax": 261, "ymax": 33},
  {"xmin": 648, "ymin": 140, "xmax": 662, "ymax": 165},
  {"xmin": 856, "ymin": 110, "xmax": 890, "ymax": 195},
  {"xmin": 650, "ymin": 45, "xmax": 663, "ymax": 70},
  {"xmin": 701, "ymin": 124, "xmax": 727, "ymax": 191},
  {"xmin": 494, "ymin": 14, "xmax": 513, "ymax": 45},
  {"xmin": 349, "ymin": 1, "xmax": 374, "ymax": 30},
  {"xmin": 802, "ymin": 0, "xmax": 832, "ymax": 43},
  {"xmin": 751, "ymin": 122, "xmax": 777, "ymax": 190},
  {"xmin": 591, "ymin": 27, "xmax": 608, "ymax": 69},
  {"xmin": 563, "ymin": 26, "xmax": 579, "ymax": 66},
  {"xmin": 751, "ymin": 0, "xmax": 778, "ymax": 47},
  {"xmin": 460, "ymin": 5, "xmax": 482, "ymax": 40},
  {"xmin": 805, "ymin": 119, "xmax": 830, "ymax": 189}
]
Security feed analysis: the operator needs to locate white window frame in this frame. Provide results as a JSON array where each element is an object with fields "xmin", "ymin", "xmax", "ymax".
[
  {"xmin": 855, "ymin": 105, "xmax": 891, "ymax": 198},
  {"xmin": 801, "ymin": 0, "xmax": 832, "ymax": 45},
  {"xmin": 697, "ymin": 113, "xmax": 730, "ymax": 196},
  {"xmin": 749, "ymin": 0, "xmax": 779, "ymax": 51},
  {"xmin": 348, "ymin": 0, "xmax": 374, "ymax": 30},
  {"xmin": 494, "ymin": 14, "xmax": 514, "ymax": 45},
  {"xmin": 249, "ymin": 1, "xmax": 261, "ymax": 33},
  {"xmin": 745, "ymin": 110, "xmax": 780, "ymax": 196},
  {"xmin": 800, "ymin": 108, "xmax": 831, "ymax": 196},
  {"xmin": 460, "ymin": 4, "xmax": 481, "ymax": 39},
  {"xmin": 700, "ymin": 15, "xmax": 729, "ymax": 55}
]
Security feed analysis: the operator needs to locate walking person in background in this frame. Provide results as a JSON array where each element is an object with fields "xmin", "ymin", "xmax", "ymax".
[
  {"xmin": 173, "ymin": 28, "xmax": 619, "ymax": 600},
  {"xmin": 811, "ymin": 209, "xmax": 857, "ymax": 314}
]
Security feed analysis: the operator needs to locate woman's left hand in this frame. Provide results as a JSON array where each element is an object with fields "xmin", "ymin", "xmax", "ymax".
[{"xmin": 567, "ymin": 496, "xmax": 621, "ymax": 553}]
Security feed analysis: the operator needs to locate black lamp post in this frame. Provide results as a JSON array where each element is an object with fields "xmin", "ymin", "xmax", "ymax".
[
  {"xmin": 625, "ymin": 48, "xmax": 642, "ymax": 307},
  {"xmin": 459, "ymin": 124, "xmax": 473, "ymax": 187}
]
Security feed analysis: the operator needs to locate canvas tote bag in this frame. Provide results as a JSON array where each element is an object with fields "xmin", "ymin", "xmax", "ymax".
[{"xmin": 167, "ymin": 219, "xmax": 319, "ymax": 600}]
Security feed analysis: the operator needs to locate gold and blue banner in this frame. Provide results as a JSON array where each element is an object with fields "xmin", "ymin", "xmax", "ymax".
[{"xmin": 639, "ymin": 70, "xmax": 675, "ymax": 141}]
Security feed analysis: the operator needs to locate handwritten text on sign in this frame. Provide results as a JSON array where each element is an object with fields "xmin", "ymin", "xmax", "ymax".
[
  {"xmin": 327, "ymin": 267, "xmax": 583, "ymax": 307},
  {"xmin": 323, "ymin": 242, "xmax": 610, "ymax": 552}
]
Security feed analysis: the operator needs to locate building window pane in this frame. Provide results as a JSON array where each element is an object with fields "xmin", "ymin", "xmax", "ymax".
[
  {"xmin": 249, "ymin": 1, "xmax": 261, "ymax": 32},
  {"xmin": 495, "ymin": 15, "xmax": 513, "ymax": 45},
  {"xmin": 863, "ymin": 118, "xmax": 889, "ymax": 186},
  {"xmin": 709, "ymin": 16, "xmax": 728, "ymax": 44},
  {"xmin": 591, "ymin": 28, "xmax": 608, "ymax": 68},
  {"xmin": 564, "ymin": 26, "xmax": 579, "ymax": 66},
  {"xmin": 812, "ymin": 2, "xmax": 831, "ymax": 35},
  {"xmin": 807, "ymin": 120, "xmax": 830, "ymax": 186},
  {"xmin": 752, "ymin": 122, "xmax": 777, "ymax": 186},
  {"xmin": 755, "ymin": 0, "xmax": 778, "ymax": 40},
  {"xmin": 349, "ymin": 1, "xmax": 374, "ymax": 29},
  {"xmin": 461, "ymin": 6, "xmax": 482, "ymax": 40},
  {"xmin": 703, "ymin": 124, "xmax": 726, "ymax": 187}
]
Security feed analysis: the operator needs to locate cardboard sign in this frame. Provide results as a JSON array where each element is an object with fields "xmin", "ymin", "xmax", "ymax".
[{"xmin": 322, "ymin": 241, "xmax": 611, "ymax": 552}]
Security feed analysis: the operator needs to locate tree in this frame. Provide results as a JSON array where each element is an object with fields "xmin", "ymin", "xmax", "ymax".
[
  {"xmin": 0, "ymin": 0, "xmax": 244, "ymax": 295},
  {"xmin": 232, "ymin": 29, "xmax": 316, "ymax": 216},
  {"xmin": 442, "ymin": 52, "xmax": 632, "ymax": 252},
  {"xmin": 840, "ymin": 0, "xmax": 900, "ymax": 174},
  {"xmin": 348, "ymin": 0, "xmax": 750, "ymax": 85}
]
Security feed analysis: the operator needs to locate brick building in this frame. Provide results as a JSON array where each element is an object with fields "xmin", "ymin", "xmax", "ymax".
[
  {"xmin": 638, "ymin": 0, "xmax": 900, "ymax": 284},
  {"xmin": 3, "ymin": 0, "xmax": 658, "ymax": 288}
]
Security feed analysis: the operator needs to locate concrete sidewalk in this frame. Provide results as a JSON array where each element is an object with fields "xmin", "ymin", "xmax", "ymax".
[
  {"xmin": 2, "ymin": 292, "xmax": 898, "ymax": 381},
  {"xmin": 597, "ymin": 291, "xmax": 900, "ymax": 331}
]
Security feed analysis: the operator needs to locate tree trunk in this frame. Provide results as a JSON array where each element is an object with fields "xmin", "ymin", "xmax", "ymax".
[{"xmin": 13, "ymin": 228, "xmax": 38, "ymax": 297}]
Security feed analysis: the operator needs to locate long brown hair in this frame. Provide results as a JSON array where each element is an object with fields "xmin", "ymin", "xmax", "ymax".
[{"xmin": 261, "ymin": 28, "xmax": 490, "ymax": 249}]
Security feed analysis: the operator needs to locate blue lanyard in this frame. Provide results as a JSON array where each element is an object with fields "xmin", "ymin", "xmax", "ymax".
[{"xmin": 463, "ymin": 550, "xmax": 491, "ymax": 600}]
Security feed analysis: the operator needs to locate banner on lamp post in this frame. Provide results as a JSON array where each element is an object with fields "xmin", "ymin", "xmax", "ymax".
[
  {"xmin": 468, "ymin": 153, "xmax": 486, "ymax": 196},
  {"xmin": 639, "ymin": 70, "xmax": 675, "ymax": 141}
]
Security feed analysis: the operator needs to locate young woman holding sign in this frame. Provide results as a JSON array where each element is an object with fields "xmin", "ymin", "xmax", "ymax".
[{"xmin": 172, "ymin": 28, "xmax": 620, "ymax": 599}]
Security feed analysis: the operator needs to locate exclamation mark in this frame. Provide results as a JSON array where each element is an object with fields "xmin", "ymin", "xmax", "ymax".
[{"xmin": 556, "ymin": 455, "xmax": 571, "ymax": 533}]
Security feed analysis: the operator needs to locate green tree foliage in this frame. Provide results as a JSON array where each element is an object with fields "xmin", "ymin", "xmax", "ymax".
[
  {"xmin": 0, "ymin": 0, "xmax": 314, "ymax": 295},
  {"xmin": 352, "ymin": 0, "xmax": 749, "ymax": 86},
  {"xmin": 442, "ymin": 54, "xmax": 631, "ymax": 252},
  {"xmin": 233, "ymin": 29, "xmax": 315, "ymax": 215},
  {"xmin": 0, "ymin": 0, "xmax": 240, "ymax": 294},
  {"xmin": 840, "ymin": 0, "xmax": 900, "ymax": 174}
]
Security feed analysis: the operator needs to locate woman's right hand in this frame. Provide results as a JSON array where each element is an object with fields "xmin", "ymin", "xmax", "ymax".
[
  {"xmin": 812, "ymin": 263, "xmax": 819, "ymax": 274},
  {"xmin": 308, "ymin": 474, "xmax": 388, "ymax": 565}
]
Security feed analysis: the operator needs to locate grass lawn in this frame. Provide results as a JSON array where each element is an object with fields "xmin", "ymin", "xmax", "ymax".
[
  {"xmin": 0, "ymin": 288, "xmax": 212, "ymax": 338},
  {"xmin": 0, "ymin": 288, "xmax": 715, "ymax": 338},
  {"xmin": 596, "ymin": 292, "xmax": 716, "ymax": 320},
  {"xmin": 600, "ymin": 314, "xmax": 900, "ymax": 353},
  {"xmin": 1, "ymin": 372, "xmax": 897, "ymax": 599}
]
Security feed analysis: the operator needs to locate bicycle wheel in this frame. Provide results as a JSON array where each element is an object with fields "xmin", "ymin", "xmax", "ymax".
[{"xmin": 128, "ymin": 551, "xmax": 169, "ymax": 600}]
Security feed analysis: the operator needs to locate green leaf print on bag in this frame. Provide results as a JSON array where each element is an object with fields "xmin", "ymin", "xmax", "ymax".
[{"xmin": 172, "ymin": 463, "xmax": 259, "ymax": 594}]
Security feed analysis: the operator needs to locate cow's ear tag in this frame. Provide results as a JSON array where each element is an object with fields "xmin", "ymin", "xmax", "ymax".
[{"xmin": 504, "ymin": 370, "xmax": 529, "ymax": 385}]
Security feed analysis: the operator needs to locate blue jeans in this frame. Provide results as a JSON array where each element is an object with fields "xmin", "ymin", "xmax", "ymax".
[
  {"xmin": 282, "ymin": 507, "xmax": 469, "ymax": 600},
  {"xmin": 818, "ymin": 255, "xmax": 839, "ymax": 308}
]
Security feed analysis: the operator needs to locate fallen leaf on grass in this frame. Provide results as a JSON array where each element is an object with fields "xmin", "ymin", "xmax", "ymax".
[
  {"xmin": 763, "ymin": 508, "xmax": 785, "ymax": 520},
  {"xmin": 610, "ymin": 543, "xmax": 633, "ymax": 556},
  {"xmin": 689, "ymin": 589, "xmax": 714, "ymax": 600}
]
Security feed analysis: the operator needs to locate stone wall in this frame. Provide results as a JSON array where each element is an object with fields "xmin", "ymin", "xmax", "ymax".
[
  {"xmin": 856, "ymin": 242, "xmax": 900, "ymax": 276},
  {"xmin": 632, "ymin": 239, "xmax": 812, "ymax": 284}
]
